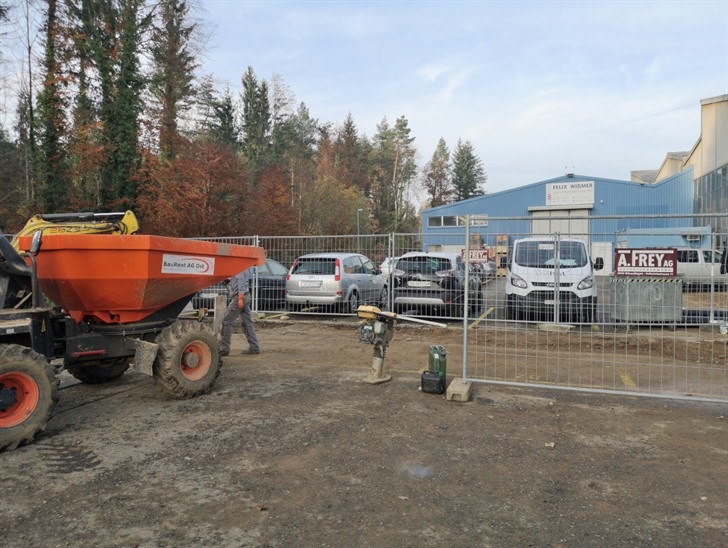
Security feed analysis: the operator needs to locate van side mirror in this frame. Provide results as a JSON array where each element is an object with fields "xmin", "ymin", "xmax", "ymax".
[{"xmin": 594, "ymin": 257, "xmax": 604, "ymax": 271}]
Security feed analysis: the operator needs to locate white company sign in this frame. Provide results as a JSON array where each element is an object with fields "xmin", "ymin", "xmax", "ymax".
[
  {"xmin": 161, "ymin": 254, "xmax": 215, "ymax": 275},
  {"xmin": 546, "ymin": 181, "xmax": 595, "ymax": 206}
]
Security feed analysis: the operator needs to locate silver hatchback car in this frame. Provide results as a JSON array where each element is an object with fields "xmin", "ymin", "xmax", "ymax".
[{"xmin": 286, "ymin": 252, "xmax": 388, "ymax": 313}]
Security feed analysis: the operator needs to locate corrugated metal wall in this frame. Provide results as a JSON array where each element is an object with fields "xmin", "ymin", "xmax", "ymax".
[{"xmin": 422, "ymin": 171, "xmax": 696, "ymax": 250}]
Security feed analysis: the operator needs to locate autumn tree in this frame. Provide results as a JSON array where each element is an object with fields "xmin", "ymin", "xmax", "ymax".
[
  {"xmin": 303, "ymin": 130, "xmax": 368, "ymax": 235},
  {"xmin": 247, "ymin": 164, "xmax": 299, "ymax": 236},
  {"xmin": 422, "ymin": 137, "xmax": 453, "ymax": 207},
  {"xmin": 135, "ymin": 137, "xmax": 246, "ymax": 237},
  {"xmin": 452, "ymin": 139, "xmax": 486, "ymax": 201}
]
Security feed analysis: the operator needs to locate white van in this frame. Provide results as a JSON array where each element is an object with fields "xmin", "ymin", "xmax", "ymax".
[
  {"xmin": 675, "ymin": 247, "xmax": 728, "ymax": 289},
  {"xmin": 505, "ymin": 237, "xmax": 603, "ymax": 322}
]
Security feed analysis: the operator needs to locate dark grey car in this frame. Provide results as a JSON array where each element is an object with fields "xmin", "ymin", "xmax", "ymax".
[{"xmin": 392, "ymin": 252, "xmax": 482, "ymax": 317}]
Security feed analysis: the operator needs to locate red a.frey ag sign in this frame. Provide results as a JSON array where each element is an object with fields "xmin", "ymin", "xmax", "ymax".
[{"xmin": 614, "ymin": 248, "xmax": 677, "ymax": 277}]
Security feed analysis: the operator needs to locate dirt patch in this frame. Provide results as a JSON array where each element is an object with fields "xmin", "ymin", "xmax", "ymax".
[{"xmin": 1, "ymin": 320, "xmax": 727, "ymax": 546}]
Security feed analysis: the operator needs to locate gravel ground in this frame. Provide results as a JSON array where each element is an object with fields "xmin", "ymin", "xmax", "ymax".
[{"xmin": 1, "ymin": 320, "xmax": 726, "ymax": 547}]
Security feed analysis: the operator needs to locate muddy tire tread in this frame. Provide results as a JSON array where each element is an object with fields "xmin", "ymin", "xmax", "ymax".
[
  {"xmin": 152, "ymin": 321, "xmax": 221, "ymax": 399},
  {"xmin": 0, "ymin": 344, "xmax": 59, "ymax": 452}
]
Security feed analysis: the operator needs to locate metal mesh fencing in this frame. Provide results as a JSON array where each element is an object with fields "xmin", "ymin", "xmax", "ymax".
[
  {"xmin": 258, "ymin": 234, "xmax": 390, "ymax": 315},
  {"xmin": 462, "ymin": 214, "xmax": 728, "ymax": 402}
]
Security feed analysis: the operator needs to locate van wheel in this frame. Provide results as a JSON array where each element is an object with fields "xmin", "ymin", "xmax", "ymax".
[
  {"xmin": 379, "ymin": 286, "xmax": 389, "ymax": 309},
  {"xmin": 582, "ymin": 302, "xmax": 596, "ymax": 323}
]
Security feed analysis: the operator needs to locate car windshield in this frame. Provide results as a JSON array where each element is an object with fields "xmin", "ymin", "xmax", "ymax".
[
  {"xmin": 267, "ymin": 260, "xmax": 289, "ymax": 276},
  {"xmin": 515, "ymin": 241, "xmax": 587, "ymax": 268},
  {"xmin": 291, "ymin": 258, "xmax": 336, "ymax": 275},
  {"xmin": 397, "ymin": 256, "xmax": 452, "ymax": 274}
]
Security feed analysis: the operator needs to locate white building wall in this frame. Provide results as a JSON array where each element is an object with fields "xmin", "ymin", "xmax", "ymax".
[{"xmin": 701, "ymin": 96, "xmax": 728, "ymax": 173}]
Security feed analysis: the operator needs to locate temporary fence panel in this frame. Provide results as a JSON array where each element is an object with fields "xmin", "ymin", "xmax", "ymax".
[
  {"xmin": 388, "ymin": 232, "xmax": 472, "ymax": 320},
  {"xmin": 191, "ymin": 236, "xmax": 258, "ymax": 314},
  {"xmin": 463, "ymin": 213, "xmax": 728, "ymax": 403},
  {"xmin": 258, "ymin": 234, "xmax": 391, "ymax": 315}
]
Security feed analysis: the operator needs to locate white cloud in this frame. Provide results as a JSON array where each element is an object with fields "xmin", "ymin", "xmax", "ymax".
[{"xmin": 418, "ymin": 64, "xmax": 447, "ymax": 83}]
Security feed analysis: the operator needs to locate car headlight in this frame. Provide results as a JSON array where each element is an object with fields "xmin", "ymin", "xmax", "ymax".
[
  {"xmin": 577, "ymin": 276, "xmax": 594, "ymax": 290},
  {"xmin": 510, "ymin": 274, "xmax": 527, "ymax": 289}
]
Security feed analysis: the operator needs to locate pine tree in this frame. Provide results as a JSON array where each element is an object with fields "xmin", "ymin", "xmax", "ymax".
[
  {"xmin": 423, "ymin": 137, "xmax": 453, "ymax": 207},
  {"xmin": 240, "ymin": 66, "xmax": 271, "ymax": 176},
  {"xmin": 452, "ymin": 139, "xmax": 486, "ymax": 201},
  {"xmin": 334, "ymin": 113, "xmax": 370, "ymax": 197},
  {"xmin": 110, "ymin": 0, "xmax": 145, "ymax": 205},
  {"xmin": 36, "ymin": 0, "xmax": 69, "ymax": 212},
  {"xmin": 74, "ymin": 0, "xmax": 147, "ymax": 207},
  {"xmin": 150, "ymin": 0, "xmax": 198, "ymax": 159}
]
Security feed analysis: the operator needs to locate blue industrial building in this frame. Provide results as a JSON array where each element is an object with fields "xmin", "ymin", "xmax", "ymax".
[
  {"xmin": 420, "ymin": 95, "xmax": 726, "ymax": 274},
  {"xmin": 422, "ymin": 169, "xmax": 695, "ymax": 248}
]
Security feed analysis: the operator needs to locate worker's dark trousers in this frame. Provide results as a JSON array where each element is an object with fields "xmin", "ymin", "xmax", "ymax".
[{"xmin": 220, "ymin": 294, "xmax": 260, "ymax": 353}]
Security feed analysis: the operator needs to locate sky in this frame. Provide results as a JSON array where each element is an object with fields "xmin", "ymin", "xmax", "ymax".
[{"xmin": 201, "ymin": 0, "xmax": 728, "ymax": 194}]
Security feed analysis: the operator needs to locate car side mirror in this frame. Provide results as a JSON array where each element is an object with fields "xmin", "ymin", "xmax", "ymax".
[
  {"xmin": 374, "ymin": 269, "xmax": 382, "ymax": 275},
  {"xmin": 594, "ymin": 257, "xmax": 604, "ymax": 271}
]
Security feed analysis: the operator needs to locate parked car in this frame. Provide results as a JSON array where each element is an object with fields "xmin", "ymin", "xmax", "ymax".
[
  {"xmin": 472, "ymin": 259, "xmax": 497, "ymax": 281},
  {"xmin": 255, "ymin": 258, "xmax": 289, "ymax": 310},
  {"xmin": 676, "ymin": 247, "xmax": 728, "ymax": 290},
  {"xmin": 191, "ymin": 284, "xmax": 226, "ymax": 313},
  {"xmin": 391, "ymin": 251, "xmax": 482, "ymax": 317},
  {"xmin": 192, "ymin": 258, "xmax": 289, "ymax": 312},
  {"xmin": 286, "ymin": 252, "xmax": 387, "ymax": 313},
  {"xmin": 505, "ymin": 237, "xmax": 602, "ymax": 322},
  {"xmin": 379, "ymin": 256, "xmax": 400, "ymax": 277}
]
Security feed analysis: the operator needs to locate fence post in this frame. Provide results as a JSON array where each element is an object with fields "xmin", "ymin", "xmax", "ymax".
[{"xmin": 463, "ymin": 216, "xmax": 470, "ymax": 380}]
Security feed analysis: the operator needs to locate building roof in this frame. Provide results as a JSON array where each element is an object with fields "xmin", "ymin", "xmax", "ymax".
[{"xmin": 630, "ymin": 170, "xmax": 658, "ymax": 184}]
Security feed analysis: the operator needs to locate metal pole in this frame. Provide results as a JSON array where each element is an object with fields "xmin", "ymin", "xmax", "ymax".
[
  {"xmin": 356, "ymin": 208, "xmax": 363, "ymax": 253},
  {"xmin": 463, "ymin": 215, "xmax": 470, "ymax": 380}
]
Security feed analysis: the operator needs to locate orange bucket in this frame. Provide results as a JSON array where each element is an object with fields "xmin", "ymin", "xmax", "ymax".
[{"xmin": 18, "ymin": 234, "xmax": 265, "ymax": 324}]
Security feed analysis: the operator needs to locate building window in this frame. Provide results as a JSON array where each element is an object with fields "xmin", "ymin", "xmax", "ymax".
[{"xmin": 427, "ymin": 216, "xmax": 442, "ymax": 227}]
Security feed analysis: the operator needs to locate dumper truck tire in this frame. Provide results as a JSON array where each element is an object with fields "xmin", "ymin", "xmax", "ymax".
[
  {"xmin": 64, "ymin": 358, "xmax": 130, "ymax": 384},
  {"xmin": 152, "ymin": 320, "xmax": 221, "ymax": 399},
  {"xmin": 0, "ymin": 344, "xmax": 59, "ymax": 451}
]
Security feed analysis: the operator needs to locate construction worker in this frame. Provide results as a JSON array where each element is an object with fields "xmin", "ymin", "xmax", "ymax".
[{"xmin": 220, "ymin": 266, "xmax": 260, "ymax": 356}]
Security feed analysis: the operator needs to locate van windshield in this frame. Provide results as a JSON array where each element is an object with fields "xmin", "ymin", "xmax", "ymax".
[{"xmin": 515, "ymin": 241, "xmax": 587, "ymax": 268}]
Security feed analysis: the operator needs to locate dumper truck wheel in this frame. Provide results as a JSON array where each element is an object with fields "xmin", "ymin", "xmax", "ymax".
[
  {"xmin": 64, "ymin": 358, "xmax": 130, "ymax": 384},
  {"xmin": 152, "ymin": 320, "xmax": 221, "ymax": 399},
  {"xmin": 0, "ymin": 344, "xmax": 59, "ymax": 451}
]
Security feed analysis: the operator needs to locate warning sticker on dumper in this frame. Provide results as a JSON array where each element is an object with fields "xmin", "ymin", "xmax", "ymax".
[{"xmin": 161, "ymin": 254, "xmax": 215, "ymax": 275}]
